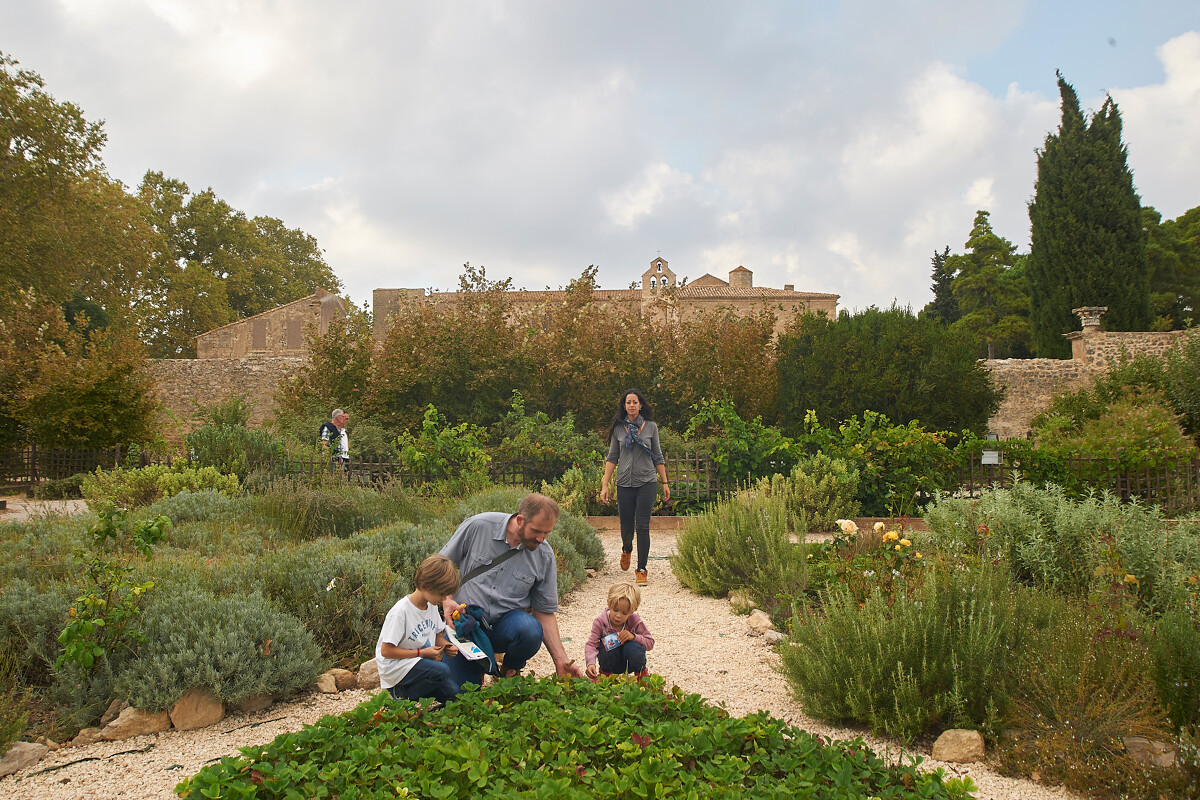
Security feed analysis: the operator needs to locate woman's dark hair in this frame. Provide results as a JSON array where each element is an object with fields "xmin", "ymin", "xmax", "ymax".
[{"xmin": 608, "ymin": 388, "xmax": 654, "ymax": 438}]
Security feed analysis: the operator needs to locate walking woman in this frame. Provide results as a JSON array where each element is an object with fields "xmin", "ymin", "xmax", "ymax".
[{"xmin": 599, "ymin": 389, "xmax": 670, "ymax": 586}]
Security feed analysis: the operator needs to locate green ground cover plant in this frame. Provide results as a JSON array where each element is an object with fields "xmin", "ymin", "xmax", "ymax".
[
  {"xmin": 177, "ymin": 676, "xmax": 977, "ymax": 800},
  {"xmin": 80, "ymin": 461, "xmax": 240, "ymax": 510}
]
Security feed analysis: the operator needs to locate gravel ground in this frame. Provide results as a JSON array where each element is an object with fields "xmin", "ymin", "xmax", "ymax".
[{"xmin": 1, "ymin": 519, "xmax": 1080, "ymax": 800}]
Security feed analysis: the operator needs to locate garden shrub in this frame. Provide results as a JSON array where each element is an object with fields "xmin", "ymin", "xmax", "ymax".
[
  {"xmin": 0, "ymin": 515, "xmax": 88, "ymax": 584},
  {"xmin": 115, "ymin": 587, "xmax": 324, "ymax": 712},
  {"xmin": 349, "ymin": 522, "xmax": 452, "ymax": 594},
  {"xmin": 253, "ymin": 540, "xmax": 397, "ymax": 660},
  {"xmin": 0, "ymin": 578, "xmax": 73, "ymax": 686},
  {"xmin": 779, "ymin": 452, "xmax": 861, "ymax": 532},
  {"xmin": 684, "ymin": 397, "xmax": 796, "ymax": 483},
  {"xmin": 490, "ymin": 390, "xmax": 602, "ymax": 485},
  {"xmin": 396, "ymin": 404, "xmax": 491, "ymax": 482},
  {"xmin": 1000, "ymin": 601, "xmax": 1178, "ymax": 798},
  {"xmin": 782, "ymin": 562, "xmax": 1052, "ymax": 742},
  {"xmin": 185, "ymin": 423, "xmax": 286, "ymax": 479},
  {"xmin": 449, "ymin": 486, "xmax": 527, "ymax": 520},
  {"xmin": 549, "ymin": 512, "xmax": 605, "ymax": 571},
  {"xmin": 541, "ymin": 462, "xmax": 606, "ymax": 517},
  {"xmin": 144, "ymin": 489, "xmax": 236, "ymax": 524},
  {"xmin": 32, "ymin": 472, "xmax": 86, "ymax": 500},
  {"xmin": 178, "ymin": 676, "xmax": 976, "ymax": 800},
  {"xmin": 797, "ymin": 409, "xmax": 959, "ymax": 517},
  {"xmin": 0, "ymin": 652, "xmax": 29, "ymax": 757},
  {"xmin": 546, "ymin": 531, "xmax": 586, "ymax": 597},
  {"xmin": 249, "ymin": 480, "xmax": 403, "ymax": 541},
  {"xmin": 80, "ymin": 462, "xmax": 240, "ymax": 510},
  {"xmin": 1165, "ymin": 328, "xmax": 1200, "ymax": 440},
  {"xmin": 1150, "ymin": 607, "xmax": 1200, "ymax": 732},
  {"xmin": 923, "ymin": 483, "xmax": 1179, "ymax": 609},
  {"xmin": 672, "ymin": 490, "xmax": 806, "ymax": 614}
]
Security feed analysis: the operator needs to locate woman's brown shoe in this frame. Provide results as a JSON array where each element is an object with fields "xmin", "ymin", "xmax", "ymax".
[
  {"xmin": 635, "ymin": 570, "xmax": 648, "ymax": 586},
  {"xmin": 620, "ymin": 552, "xmax": 631, "ymax": 571}
]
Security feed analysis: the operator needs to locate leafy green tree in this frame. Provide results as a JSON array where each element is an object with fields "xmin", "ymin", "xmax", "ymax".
[
  {"xmin": 1144, "ymin": 205, "xmax": 1200, "ymax": 329},
  {"xmin": 275, "ymin": 308, "xmax": 376, "ymax": 422},
  {"xmin": 948, "ymin": 210, "xmax": 1031, "ymax": 359},
  {"xmin": 136, "ymin": 171, "xmax": 342, "ymax": 357},
  {"xmin": 0, "ymin": 292, "xmax": 158, "ymax": 450},
  {"xmin": 657, "ymin": 308, "xmax": 780, "ymax": 426},
  {"xmin": 367, "ymin": 264, "xmax": 529, "ymax": 431},
  {"xmin": 919, "ymin": 246, "xmax": 959, "ymax": 325},
  {"xmin": 776, "ymin": 305, "xmax": 1000, "ymax": 435},
  {"xmin": 1028, "ymin": 74, "xmax": 1151, "ymax": 357}
]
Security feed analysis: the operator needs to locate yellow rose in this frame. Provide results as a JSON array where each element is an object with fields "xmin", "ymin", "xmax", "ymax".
[
  {"xmin": 883, "ymin": 531, "xmax": 899, "ymax": 542},
  {"xmin": 915, "ymin": 552, "xmax": 923, "ymax": 559},
  {"xmin": 873, "ymin": 521, "xmax": 884, "ymax": 532},
  {"xmin": 899, "ymin": 539, "xmax": 911, "ymax": 547},
  {"xmin": 894, "ymin": 544, "xmax": 901, "ymax": 551}
]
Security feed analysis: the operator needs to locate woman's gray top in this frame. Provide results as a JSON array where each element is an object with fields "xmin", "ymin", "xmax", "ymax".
[{"xmin": 606, "ymin": 420, "xmax": 666, "ymax": 488}]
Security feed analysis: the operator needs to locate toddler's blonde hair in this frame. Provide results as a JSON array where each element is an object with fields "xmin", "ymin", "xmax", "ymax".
[{"xmin": 607, "ymin": 582, "xmax": 641, "ymax": 612}]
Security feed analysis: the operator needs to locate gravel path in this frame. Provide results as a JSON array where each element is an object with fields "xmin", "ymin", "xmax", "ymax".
[{"xmin": 1, "ymin": 521, "xmax": 1079, "ymax": 800}]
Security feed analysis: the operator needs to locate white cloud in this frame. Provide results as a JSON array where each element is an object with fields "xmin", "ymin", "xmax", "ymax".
[
  {"xmin": 602, "ymin": 163, "xmax": 696, "ymax": 229},
  {"xmin": 1112, "ymin": 31, "xmax": 1200, "ymax": 218}
]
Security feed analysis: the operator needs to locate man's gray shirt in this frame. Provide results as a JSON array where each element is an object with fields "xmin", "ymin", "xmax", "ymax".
[{"xmin": 440, "ymin": 512, "xmax": 558, "ymax": 622}]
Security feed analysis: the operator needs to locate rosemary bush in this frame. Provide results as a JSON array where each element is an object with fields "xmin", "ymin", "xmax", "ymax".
[
  {"xmin": 672, "ymin": 490, "xmax": 806, "ymax": 612},
  {"xmin": 782, "ymin": 562, "xmax": 1053, "ymax": 742}
]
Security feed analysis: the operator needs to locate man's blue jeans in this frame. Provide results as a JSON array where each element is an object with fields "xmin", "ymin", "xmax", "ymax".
[
  {"xmin": 387, "ymin": 657, "xmax": 458, "ymax": 704},
  {"xmin": 446, "ymin": 609, "xmax": 544, "ymax": 690},
  {"xmin": 597, "ymin": 641, "xmax": 647, "ymax": 675}
]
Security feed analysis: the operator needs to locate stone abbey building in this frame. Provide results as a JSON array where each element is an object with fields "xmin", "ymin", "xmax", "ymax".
[{"xmin": 372, "ymin": 257, "xmax": 840, "ymax": 342}]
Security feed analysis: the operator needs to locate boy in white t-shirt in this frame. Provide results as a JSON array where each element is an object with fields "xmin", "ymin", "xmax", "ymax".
[{"xmin": 375, "ymin": 554, "xmax": 461, "ymax": 704}]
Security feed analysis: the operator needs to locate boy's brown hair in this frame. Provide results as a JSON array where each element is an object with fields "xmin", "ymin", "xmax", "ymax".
[
  {"xmin": 607, "ymin": 582, "xmax": 641, "ymax": 612},
  {"xmin": 414, "ymin": 554, "xmax": 460, "ymax": 597}
]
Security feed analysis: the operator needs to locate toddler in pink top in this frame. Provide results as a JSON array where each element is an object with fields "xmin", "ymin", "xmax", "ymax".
[{"xmin": 585, "ymin": 582, "xmax": 655, "ymax": 677}]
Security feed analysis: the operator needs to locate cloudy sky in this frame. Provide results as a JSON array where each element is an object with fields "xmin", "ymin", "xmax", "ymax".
[{"xmin": 4, "ymin": 1, "xmax": 1200, "ymax": 314}]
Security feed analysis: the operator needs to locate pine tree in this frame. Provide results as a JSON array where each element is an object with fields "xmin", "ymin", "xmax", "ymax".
[
  {"xmin": 948, "ymin": 211, "xmax": 1030, "ymax": 359},
  {"xmin": 920, "ymin": 246, "xmax": 959, "ymax": 325},
  {"xmin": 1028, "ymin": 74, "xmax": 1151, "ymax": 357}
]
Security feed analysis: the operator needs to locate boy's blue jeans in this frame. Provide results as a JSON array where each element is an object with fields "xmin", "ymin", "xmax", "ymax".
[
  {"xmin": 387, "ymin": 657, "xmax": 458, "ymax": 704},
  {"xmin": 597, "ymin": 641, "xmax": 647, "ymax": 675},
  {"xmin": 445, "ymin": 608, "xmax": 544, "ymax": 690}
]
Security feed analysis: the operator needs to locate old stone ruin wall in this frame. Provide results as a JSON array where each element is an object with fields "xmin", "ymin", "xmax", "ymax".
[
  {"xmin": 149, "ymin": 357, "xmax": 305, "ymax": 442},
  {"xmin": 986, "ymin": 308, "xmax": 1189, "ymax": 438}
]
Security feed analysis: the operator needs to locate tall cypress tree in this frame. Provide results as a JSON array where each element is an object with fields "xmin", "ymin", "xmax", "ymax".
[
  {"xmin": 1028, "ymin": 74, "xmax": 1151, "ymax": 357},
  {"xmin": 920, "ymin": 246, "xmax": 960, "ymax": 325}
]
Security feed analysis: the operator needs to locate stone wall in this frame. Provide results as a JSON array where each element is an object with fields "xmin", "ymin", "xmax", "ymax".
[
  {"xmin": 196, "ymin": 289, "xmax": 346, "ymax": 358},
  {"xmin": 985, "ymin": 313, "xmax": 1188, "ymax": 437},
  {"xmin": 149, "ymin": 357, "xmax": 306, "ymax": 439}
]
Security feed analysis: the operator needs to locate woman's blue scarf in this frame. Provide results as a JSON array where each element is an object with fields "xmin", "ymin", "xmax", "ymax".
[{"xmin": 622, "ymin": 415, "xmax": 654, "ymax": 457}]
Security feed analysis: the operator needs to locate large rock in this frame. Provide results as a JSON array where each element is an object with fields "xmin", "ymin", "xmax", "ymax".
[
  {"xmin": 100, "ymin": 698, "xmax": 127, "ymax": 727},
  {"xmin": 169, "ymin": 687, "xmax": 225, "ymax": 731},
  {"xmin": 0, "ymin": 741, "xmax": 49, "ymax": 778},
  {"xmin": 1123, "ymin": 736, "xmax": 1177, "ymax": 769},
  {"xmin": 71, "ymin": 727, "xmax": 103, "ymax": 747},
  {"xmin": 357, "ymin": 659, "xmax": 381, "ymax": 690},
  {"xmin": 99, "ymin": 707, "xmax": 171, "ymax": 741},
  {"xmin": 330, "ymin": 668, "xmax": 357, "ymax": 692},
  {"xmin": 747, "ymin": 609, "xmax": 773, "ymax": 636},
  {"xmin": 232, "ymin": 693, "xmax": 273, "ymax": 714},
  {"xmin": 932, "ymin": 729, "xmax": 985, "ymax": 763},
  {"xmin": 314, "ymin": 671, "xmax": 339, "ymax": 694}
]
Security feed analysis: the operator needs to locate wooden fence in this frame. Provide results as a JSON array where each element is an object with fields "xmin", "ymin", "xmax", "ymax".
[{"xmin": 4, "ymin": 444, "xmax": 1198, "ymax": 513}]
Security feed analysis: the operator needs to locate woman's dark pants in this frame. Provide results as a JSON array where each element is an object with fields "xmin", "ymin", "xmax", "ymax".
[{"xmin": 617, "ymin": 482, "xmax": 656, "ymax": 571}]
